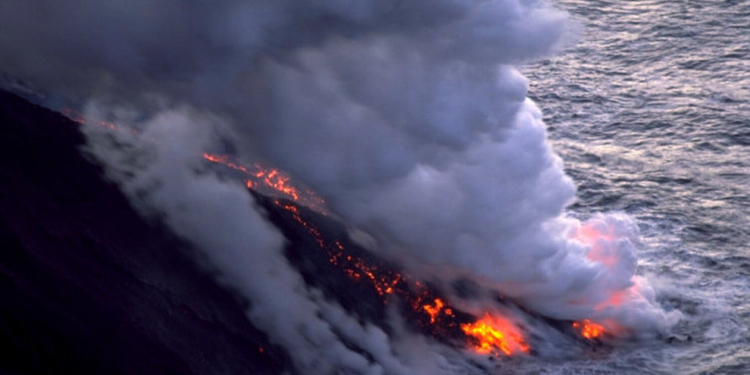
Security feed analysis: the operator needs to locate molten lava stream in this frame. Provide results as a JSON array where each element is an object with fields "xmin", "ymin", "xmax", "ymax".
[
  {"xmin": 423, "ymin": 298, "xmax": 447, "ymax": 323},
  {"xmin": 572, "ymin": 319, "xmax": 607, "ymax": 340},
  {"xmin": 203, "ymin": 153, "xmax": 326, "ymax": 212},
  {"xmin": 62, "ymin": 109, "xmax": 320, "ymax": 209},
  {"xmin": 461, "ymin": 314, "xmax": 530, "ymax": 357},
  {"xmin": 62, "ymin": 108, "xmax": 125, "ymax": 132},
  {"xmin": 68, "ymin": 106, "xmax": 546, "ymax": 359},
  {"xmin": 273, "ymin": 199, "xmax": 537, "ymax": 356}
]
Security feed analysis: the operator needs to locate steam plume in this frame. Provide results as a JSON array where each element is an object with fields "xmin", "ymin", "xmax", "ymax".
[
  {"xmin": 1, "ymin": 0, "xmax": 678, "ymax": 372},
  {"xmin": 83, "ymin": 110, "xmax": 415, "ymax": 375}
]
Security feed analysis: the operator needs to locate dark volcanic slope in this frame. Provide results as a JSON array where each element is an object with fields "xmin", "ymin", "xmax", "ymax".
[{"xmin": 0, "ymin": 91, "xmax": 288, "ymax": 375}]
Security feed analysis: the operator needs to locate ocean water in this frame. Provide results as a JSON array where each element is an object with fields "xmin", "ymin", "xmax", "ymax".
[
  {"xmin": 521, "ymin": 0, "xmax": 750, "ymax": 373},
  {"xmin": 3, "ymin": 0, "xmax": 745, "ymax": 373}
]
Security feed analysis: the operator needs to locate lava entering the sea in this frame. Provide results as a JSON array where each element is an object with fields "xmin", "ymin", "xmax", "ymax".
[
  {"xmin": 269, "ymin": 196, "xmax": 535, "ymax": 358},
  {"xmin": 461, "ymin": 314, "xmax": 530, "ymax": 356},
  {"xmin": 63, "ymin": 107, "xmax": 614, "ymax": 356}
]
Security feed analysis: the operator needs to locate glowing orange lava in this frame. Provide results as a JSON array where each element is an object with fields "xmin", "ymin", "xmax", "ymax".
[
  {"xmin": 62, "ymin": 108, "xmax": 121, "ymax": 131},
  {"xmin": 276, "ymin": 200, "xmax": 402, "ymax": 297},
  {"xmin": 203, "ymin": 153, "xmax": 326, "ymax": 211},
  {"xmin": 423, "ymin": 298, "xmax": 445, "ymax": 323},
  {"xmin": 61, "ymin": 108, "xmax": 86, "ymax": 124},
  {"xmin": 64, "ymin": 105, "xmax": 542, "ymax": 356},
  {"xmin": 64, "ymin": 108, "xmax": 324, "ymax": 211},
  {"xmin": 254, "ymin": 168, "xmax": 299, "ymax": 200},
  {"xmin": 274, "ymin": 200, "xmax": 536, "ymax": 356},
  {"xmin": 572, "ymin": 319, "xmax": 606, "ymax": 339},
  {"xmin": 423, "ymin": 298, "xmax": 454, "ymax": 323},
  {"xmin": 461, "ymin": 314, "xmax": 530, "ymax": 356}
]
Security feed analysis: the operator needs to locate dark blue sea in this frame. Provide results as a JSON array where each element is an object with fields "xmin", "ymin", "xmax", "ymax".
[{"xmin": 521, "ymin": 0, "xmax": 750, "ymax": 373}]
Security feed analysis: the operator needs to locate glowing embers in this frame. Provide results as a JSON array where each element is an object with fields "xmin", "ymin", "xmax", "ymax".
[
  {"xmin": 276, "ymin": 200, "xmax": 402, "ymax": 297},
  {"xmin": 272, "ymin": 198, "xmax": 533, "ymax": 357},
  {"xmin": 461, "ymin": 314, "xmax": 530, "ymax": 356},
  {"xmin": 253, "ymin": 168, "xmax": 299, "ymax": 200},
  {"xmin": 60, "ymin": 109, "xmax": 319, "ymax": 209},
  {"xmin": 61, "ymin": 108, "xmax": 121, "ymax": 131},
  {"xmin": 203, "ymin": 152, "xmax": 298, "ymax": 200},
  {"xmin": 353, "ymin": 261, "xmax": 402, "ymax": 296},
  {"xmin": 422, "ymin": 298, "xmax": 454, "ymax": 324},
  {"xmin": 572, "ymin": 319, "xmax": 606, "ymax": 340},
  {"xmin": 203, "ymin": 153, "xmax": 325, "ymax": 211}
]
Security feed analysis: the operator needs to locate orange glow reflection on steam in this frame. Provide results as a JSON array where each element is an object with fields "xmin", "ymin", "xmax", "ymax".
[
  {"xmin": 65, "ymin": 107, "xmax": 544, "ymax": 356},
  {"xmin": 574, "ymin": 224, "xmax": 618, "ymax": 267},
  {"xmin": 62, "ymin": 108, "xmax": 122, "ymax": 132}
]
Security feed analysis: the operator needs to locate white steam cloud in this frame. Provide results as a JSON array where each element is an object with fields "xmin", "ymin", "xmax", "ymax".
[{"xmin": 1, "ymin": 0, "xmax": 678, "ymax": 372}]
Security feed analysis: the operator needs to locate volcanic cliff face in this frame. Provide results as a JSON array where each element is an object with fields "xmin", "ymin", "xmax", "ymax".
[
  {"xmin": 0, "ymin": 90, "xmax": 498, "ymax": 375},
  {"xmin": 0, "ymin": 90, "xmax": 611, "ymax": 375},
  {"xmin": 0, "ymin": 90, "xmax": 290, "ymax": 374}
]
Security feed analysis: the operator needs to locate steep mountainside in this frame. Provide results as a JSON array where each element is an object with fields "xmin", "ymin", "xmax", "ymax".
[{"xmin": 0, "ymin": 91, "xmax": 288, "ymax": 374}]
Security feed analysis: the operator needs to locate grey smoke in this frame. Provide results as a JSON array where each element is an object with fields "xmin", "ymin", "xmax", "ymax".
[
  {"xmin": 82, "ymin": 109, "xmax": 418, "ymax": 375},
  {"xmin": 1, "ymin": 0, "xmax": 679, "ymax": 372}
]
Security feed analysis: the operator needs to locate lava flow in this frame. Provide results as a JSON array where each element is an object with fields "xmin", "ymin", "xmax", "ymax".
[
  {"xmin": 572, "ymin": 319, "xmax": 606, "ymax": 339},
  {"xmin": 203, "ymin": 153, "xmax": 326, "ymax": 212},
  {"xmin": 461, "ymin": 314, "xmax": 530, "ymax": 356},
  {"xmin": 62, "ymin": 106, "xmax": 609, "ymax": 355},
  {"xmin": 423, "ymin": 298, "xmax": 452, "ymax": 324},
  {"xmin": 61, "ymin": 107, "xmax": 117, "ymax": 130},
  {"xmin": 269, "ymin": 196, "xmax": 536, "ymax": 359},
  {"xmin": 268, "ymin": 195, "xmax": 620, "ymax": 356},
  {"xmin": 60, "ymin": 108, "xmax": 325, "ymax": 211},
  {"xmin": 276, "ymin": 200, "xmax": 402, "ymax": 297}
]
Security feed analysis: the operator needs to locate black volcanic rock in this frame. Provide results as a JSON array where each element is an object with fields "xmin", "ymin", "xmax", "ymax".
[
  {"xmin": 253, "ymin": 193, "xmax": 482, "ymax": 349},
  {"xmin": 0, "ymin": 90, "xmax": 596, "ymax": 375},
  {"xmin": 0, "ymin": 91, "xmax": 289, "ymax": 375}
]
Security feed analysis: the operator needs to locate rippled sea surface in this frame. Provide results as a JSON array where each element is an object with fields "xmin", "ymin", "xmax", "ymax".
[{"xmin": 520, "ymin": 0, "xmax": 750, "ymax": 373}]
